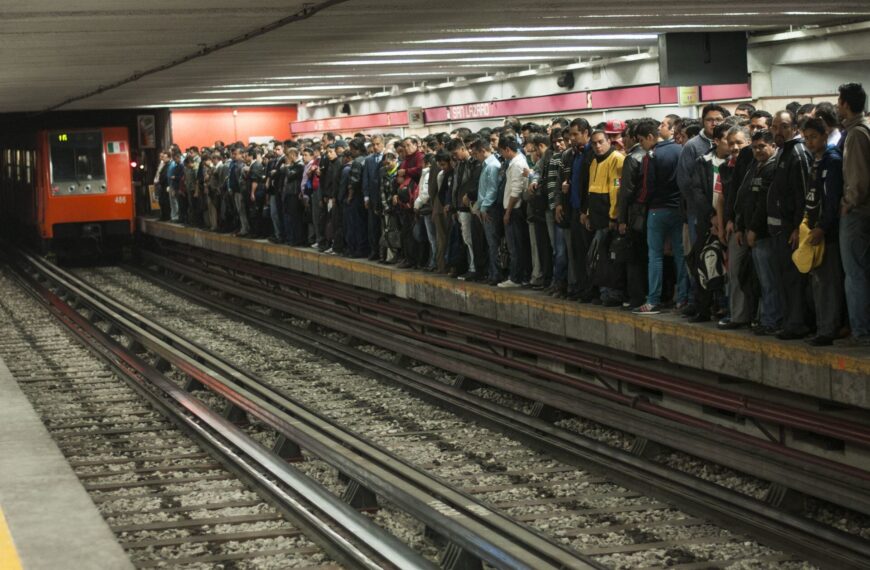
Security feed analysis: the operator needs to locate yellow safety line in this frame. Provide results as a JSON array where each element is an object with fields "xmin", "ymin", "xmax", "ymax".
[{"xmin": 0, "ymin": 507, "xmax": 23, "ymax": 570}]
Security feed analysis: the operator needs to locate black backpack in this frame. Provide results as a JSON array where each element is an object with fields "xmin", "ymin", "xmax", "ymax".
[
  {"xmin": 693, "ymin": 233, "xmax": 726, "ymax": 291},
  {"xmin": 588, "ymin": 230, "xmax": 625, "ymax": 290}
]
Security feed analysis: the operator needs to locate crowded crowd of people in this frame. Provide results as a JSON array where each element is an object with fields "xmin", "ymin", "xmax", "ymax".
[{"xmin": 151, "ymin": 82, "xmax": 870, "ymax": 347}]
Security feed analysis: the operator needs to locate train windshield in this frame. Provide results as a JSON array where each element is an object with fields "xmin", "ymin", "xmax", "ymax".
[{"xmin": 50, "ymin": 131, "xmax": 105, "ymax": 183}]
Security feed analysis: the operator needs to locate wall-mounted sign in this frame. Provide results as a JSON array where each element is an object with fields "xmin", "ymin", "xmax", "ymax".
[
  {"xmin": 678, "ymin": 86, "xmax": 700, "ymax": 107},
  {"xmin": 445, "ymin": 103, "xmax": 493, "ymax": 121},
  {"xmin": 137, "ymin": 115, "xmax": 156, "ymax": 148},
  {"xmin": 408, "ymin": 107, "xmax": 425, "ymax": 128}
]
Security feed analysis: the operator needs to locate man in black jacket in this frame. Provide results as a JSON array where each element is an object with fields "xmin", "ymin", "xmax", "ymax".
[
  {"xmin": 345, "ymin": 139, "xmax": 370, "ymax": 258},
  {"xmin": 280, "ymin": 146, "xmax": 305, "ymax": 246},
  {"xmin": 746, "ymin": 130, "xmax": 782, "ymax": 335},
  {"xmin": 718, "ymin": 125, "xmax": 755, "ymax": 329},
  {"xmin": 558, "ymin": 118, "xmax": 595, "ymax": 300},
  {"xmin": 318, "ymin": 144, "xmax": 341, "ymax": 252},
  {"xmin": 617, "ymin": 120, "xmax": 650, "ymax": 310},
  {"xmin": 767, "ymin": 110, "xmax": 813, "ymax": 339},
  {"xmin": 447, "ymin": 138, "xmax": 479, "ymax": 279}
]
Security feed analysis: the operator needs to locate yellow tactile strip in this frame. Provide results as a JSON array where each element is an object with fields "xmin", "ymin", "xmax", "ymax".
[{"xmin": 0, "ymin": 507, "xmax": 23, "ymax": 570}]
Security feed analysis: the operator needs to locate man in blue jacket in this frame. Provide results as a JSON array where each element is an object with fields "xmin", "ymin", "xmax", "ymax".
[
  {"xmin": 802, "ymin": 117, "xmax": 844, "ymax": 346},
  {"xmin": 166, "ymin": 150, "xmax": 183, "ymax": 223},
  {"xmin": 362, "ymin": 135, "xmax": 384, "ymax": 260},
  {"xmin": 633, "ymin": 120, "xmax": 688, "ymax": 315}
]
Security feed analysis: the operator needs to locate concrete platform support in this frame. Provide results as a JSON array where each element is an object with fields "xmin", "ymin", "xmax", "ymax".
[{"xmin": 141, "ymin": 219, "xmax": 870, "ymax": 410}]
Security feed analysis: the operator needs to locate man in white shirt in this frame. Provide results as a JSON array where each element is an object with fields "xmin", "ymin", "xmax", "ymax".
[{"xmin": 498, "ymin": 135, "xmax": 531, "ymax": 287}]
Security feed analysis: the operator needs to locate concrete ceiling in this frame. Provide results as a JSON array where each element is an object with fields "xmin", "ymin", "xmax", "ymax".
[{"xmin": 1, "ymin": 0, "xmax": 868, "ymax": 113}]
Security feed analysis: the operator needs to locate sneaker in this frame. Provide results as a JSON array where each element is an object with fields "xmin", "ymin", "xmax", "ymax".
[
  {"xmin": 498, "ymin": 279, "xmax": 521, "ymax": 288},
  {"xmin": 520, "ymin": 281, "xmax": 531, "ymax": 288},
  {"xmin": 530, "ymin": 279, "xmax": 545, "ymax": 290},
  {"xmin": 688, "ymin": 313, "xmax": 711, "ymax": 323},
  {"xmin": 632, "ymin": 303, "xmax": 661, "ymax": 315},
  {"xmin": 324, "ymin": 247, "xmax": 334, "ymax": 254},
  {"xmin": 457, "ymin": 272, "xmax": 478, "ymax": 282},
  {"xmin": 602, "ymin": 298, "xmax": 622, "ymax": 308}
]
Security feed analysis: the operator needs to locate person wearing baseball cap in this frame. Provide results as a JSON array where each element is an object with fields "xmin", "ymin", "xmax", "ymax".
[{"xmin": 604, "ymin": 119, "xmax": 626, "ymax": 152}]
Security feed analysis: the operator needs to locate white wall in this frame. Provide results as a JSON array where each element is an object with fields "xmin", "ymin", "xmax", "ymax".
[
  {"xmin": 298, "ymin": 60, "xmax": 662, "ymax": 122},
  {"xmin": 297, "ymin": 25, "xmax": 870, "ymax": 134}
]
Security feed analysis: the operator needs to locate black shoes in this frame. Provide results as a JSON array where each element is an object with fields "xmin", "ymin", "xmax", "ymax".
[{"xmin": 806, "ymin": 335, "xmax": 834, "ymax": 346}]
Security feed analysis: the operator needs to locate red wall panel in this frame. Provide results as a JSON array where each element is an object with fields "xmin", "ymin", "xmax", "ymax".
[{"xmin": 170, "ymin": 106, "xmax": 297, "ymax": 149}]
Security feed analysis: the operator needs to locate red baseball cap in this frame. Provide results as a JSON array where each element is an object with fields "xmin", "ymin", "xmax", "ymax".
[{"xmin": 604, "ymin": 119, "xmax": 626, "ymax": 134}]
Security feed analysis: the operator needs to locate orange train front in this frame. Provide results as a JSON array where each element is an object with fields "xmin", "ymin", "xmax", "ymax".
[{"xmin": 2, "ymin": 126, "xmax": 134, "ymax": 257}]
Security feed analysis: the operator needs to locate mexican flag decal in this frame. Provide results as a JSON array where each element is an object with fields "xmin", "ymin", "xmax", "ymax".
[{"xmin": 107, "ymin": 141, "xmax": 126, "ymax": 154}]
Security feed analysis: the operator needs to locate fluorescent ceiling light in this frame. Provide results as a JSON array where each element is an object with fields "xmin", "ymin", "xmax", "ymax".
[
  {"xmin": 406, "ymin": 34, "xmax": 658, "ymax": 44},
  {"xmin": 456, "ymin": 24, "xmax": 764, "ymax": 32},
  {"xmin": 199, "ymin": 85, "xmax": 374, "ymax": 94},
  {"xmin": 356, "ymin": 46, "xmax": 625, "ymax": 57},
  {"xmin": 319, "ymin": 55, "xmax": 593, "ymax": 66}
]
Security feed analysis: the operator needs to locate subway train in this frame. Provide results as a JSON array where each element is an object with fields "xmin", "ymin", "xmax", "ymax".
[{"xmin": 0, "ymin": 126, "xmax": 135, "ymax": 259}]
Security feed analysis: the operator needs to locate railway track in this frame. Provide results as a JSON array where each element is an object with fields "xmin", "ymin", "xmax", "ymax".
[
  {"xmin": 10, "ymin": 249, "xmax": 606, "ymax": 570},
  {"xmin": 30, "ymin": 252, "xmax": 868, "ymax": 567},
  {"xmin": 126, "ymin": 239, "xmax": 867, "ymax": 563},
  {"xmin": 0, "ymin": 260, "xmax": 431, "ymax": 569},
  {"xmin": 137, "ymin": 242, "xmax": 870, "ymax": 518},
  {"xmin": 7, "ymin": 245, "xmax": 870, "ymax": 568}
]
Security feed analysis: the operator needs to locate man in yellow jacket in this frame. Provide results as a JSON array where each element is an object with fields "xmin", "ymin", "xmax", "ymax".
[{"xmin": 581, "ymin": 130, "xmax": 626, "ymax": 306}]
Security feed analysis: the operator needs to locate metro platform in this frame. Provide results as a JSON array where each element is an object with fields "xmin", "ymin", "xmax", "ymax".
[
  {"xmin": 0, "ymin": 356, "xmax": 132, "ymax": 570},
  {"xmin": 140, "ymin": 218, "xmax": 870, "ymax": 412}
]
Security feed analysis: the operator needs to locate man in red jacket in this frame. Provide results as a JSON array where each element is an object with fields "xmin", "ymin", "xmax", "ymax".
[{"xmin": 397, "ymin": 137, "xmax": 424, "ymax": 268}]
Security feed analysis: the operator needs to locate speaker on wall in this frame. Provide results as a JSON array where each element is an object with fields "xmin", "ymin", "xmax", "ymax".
[
  {"xmin": 658, "ymin": 32, "xmax": 748, "ymax": 87},
  {"xmin": 556, "ymin": 71, "xmax": 575, "ymax": 89}
]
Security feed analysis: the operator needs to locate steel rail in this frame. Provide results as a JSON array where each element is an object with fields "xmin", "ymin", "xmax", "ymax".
[
  {"xmin": 131, "ymin": 248, "xmax": 870, "ymax": 570},
  {"xmin": 6, "ymin": 254, "xmax": 431, "ymax": 570},
  {"xmin": 19, "ymin": 250, "xmax": 602, "ymax": 570}
]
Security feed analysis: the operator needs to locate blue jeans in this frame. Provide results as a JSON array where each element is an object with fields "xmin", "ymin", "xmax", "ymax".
[
  {"xmin": 840, "ymin": 211, "xmax": 870, "ymax": 337},
  {"xmin": 646, "ymin": 208, "xmax": 687, "ymax": 306},
  {"xmin": 269, "ymin": 193, "xmax": 284, "ymax": 241},
  {"xmin": 751, "ymin": 237, "xmax": 783, "ymax": 329},
  {"xmin": 169, "ymin": 188, "xmax": 180, "ymax": 222},
  {"xmin": 553, "ymin": 225, "xmax": 569, "ymax": 284},
  {"xmin": 685, "ymin": 213, "xmax": 697, "ymax": 304}
]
